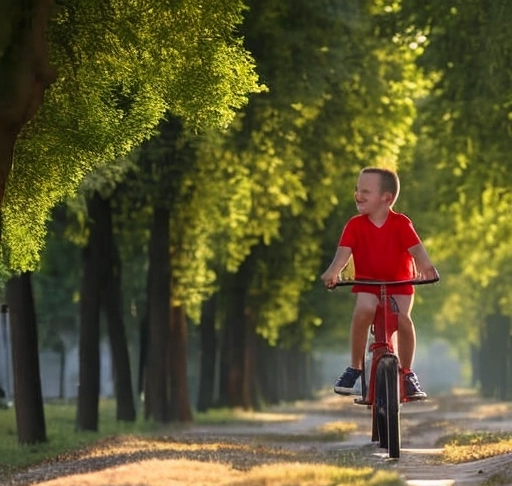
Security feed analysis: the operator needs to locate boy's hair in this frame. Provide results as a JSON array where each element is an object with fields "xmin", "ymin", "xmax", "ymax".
[{"xmin": 361, "ymin": 167, "xmax": 400, "ymax": 206}]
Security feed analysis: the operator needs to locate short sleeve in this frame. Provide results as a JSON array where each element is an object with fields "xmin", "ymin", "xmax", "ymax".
[{"xmin": 338, "ymin": 217, "xmax": 357, "ymax": 247}]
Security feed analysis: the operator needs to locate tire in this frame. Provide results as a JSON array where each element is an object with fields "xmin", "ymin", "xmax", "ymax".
[
  {"xmin": 374, "ymin": 355, "xmax": 401, "ymax": 458},
  {"xmin": 374, "ymin": 364, "xmax": 388, "ymax": 449},
  {"xmin": 361, "ymin": 357, "xmax": 368, "ymax": 400}
]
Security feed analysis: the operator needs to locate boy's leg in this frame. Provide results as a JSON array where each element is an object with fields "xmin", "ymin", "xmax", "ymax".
[
  {"xmin": 393, "ymin": 294, "xmax": 415, "ymax": 369},
  {"xmin": 334, "ymin": 292, "xmax": 378, "ymax": 395},
  {"xmin": 393, "ymin": 294, "xmax": 427, "ymax": 399},
  {"xmin": 350, "ymin": 292, "xmax": 379, "ymax": 369}
]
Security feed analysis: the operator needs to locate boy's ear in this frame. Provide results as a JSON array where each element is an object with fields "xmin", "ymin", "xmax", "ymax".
[{"xmin": 382, "ymin": 191, "xmax": 393, "ymax": 204}]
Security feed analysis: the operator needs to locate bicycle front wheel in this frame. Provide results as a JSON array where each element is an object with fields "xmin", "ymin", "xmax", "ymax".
[{"xmin": 374, "ymin": 354, "xmax": 401, "ymax": 459}]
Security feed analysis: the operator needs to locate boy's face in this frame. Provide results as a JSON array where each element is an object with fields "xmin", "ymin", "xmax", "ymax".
[{"xmin": 354, "ymin": 172, "xmax": 390, "ymax": 215}]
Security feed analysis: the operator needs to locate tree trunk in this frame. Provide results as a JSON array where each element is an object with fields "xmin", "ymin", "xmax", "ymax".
[
  {"xmin": 77, "ymin": 192, "xmax": 137, "ymax": 428},
  {"xmin": 261, "ymin": 345, "xmax": 310, "ymax": 404},
  {"xmin": 0, "ymin": 0, "xmax": 56, "ymax": 208},
  {"xmin": 289, "ymin": 348, "xmax": 314, "ymax": 401},
  {"xmin": 218, "ymin": 259, "xmax": 253, "ymax": 409},
  {"xmin": 169, "ymin": 304, "xmax": 193, "ymax": 422},
  {"xmin": 480, "ymin": 313, "xmax": 510, "ymax": 400},
  {"xmin": 102, "ymin": 198, "xmax": 136, "ymax": 422},
  {"xmin": 257, "ymin": 339, "xmax": 281, "ymax": 405},
  {"xmin": 243, "ymin": 311, "xmax": 259, "ymax": 409},
  {"xmin": 197, "ymin": 294, "xmax": 217, "ymax": 412},
  {"xmin": 58, "ymin": 343, "xmax": 66, "ymax": 399},
  {"xmin": 144, "ymin": 206, "xmax": 170, "ymax": 422},
  {"xmin": 76, "ymin": 195, "xmax": 103, "ymax": 431},
  {"xmin": 138, "ymin": 314, "xmax": 148, "ymax": 398},
  {"xmin": 470, "ymin": 343, "xmax": 480, "ymax": 388},
  {"xmin": 277, "ymin": 349, "xmax": 292, "ymax": 402},
  {"xmin": 219, "ymin": 274, "xmax": 245, "ymax": 408},
  {"xmin": 6, "ymin": 272, "xmax": 47, "ymax": 444}
]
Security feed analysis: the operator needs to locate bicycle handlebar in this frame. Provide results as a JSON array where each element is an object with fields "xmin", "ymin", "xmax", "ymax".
[{"xmin": 333, "ymin": 276, "xmax": 440, "ymax": 287}]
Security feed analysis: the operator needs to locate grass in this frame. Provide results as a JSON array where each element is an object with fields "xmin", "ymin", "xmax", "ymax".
[
  {"xmin": 4, "ymin": 396, "xmax": 512, "ymax": 486},
  {"xmin": 194, "ymin": 407, "xmax": 358, "ymax": 442},
  {"xmin": 194, "ymin": 407, "xmax": 302, "ymax": 425},
  {"xmin": 0, "ymin": 399, "xmax": 408, "ymax": 486},
  {"xmin": 216, "ymin": 464, "xmax": 404, "ymax": 486},
  {"xmin": 251, "ymin": 421, "xmax": 358, "ymax": 443},
  {"xmin": 0, "ymin": 399, "xmax": 157, "ymax": 477},
  {"xmin": 437, "ymin": 431, "xmax": 512, "ymax": 463}
]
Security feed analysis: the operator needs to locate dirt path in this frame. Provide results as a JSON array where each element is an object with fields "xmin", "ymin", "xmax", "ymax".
[
  {"xmin": 5, "ymin": 390, "xmax": 512, "ymax": 486},
  {"xmin": 335, "ymin": 391, "xmax": 512, "ymax": 485},
  {"xmin": 298, "ymin": 391, "xmax": 512, "ymax": 485},
  {"xmin": 393, "ymin": 395, "xmax": 512, "ymax": 485}
]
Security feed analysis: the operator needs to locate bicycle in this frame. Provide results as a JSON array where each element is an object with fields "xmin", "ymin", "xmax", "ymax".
[{"xmin": 334, "ymin": 276, "xmax": 439, "ymax": 459}]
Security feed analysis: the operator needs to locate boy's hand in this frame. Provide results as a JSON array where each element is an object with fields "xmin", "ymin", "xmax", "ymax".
[
  {"xmin": 408, "ymin": 244, "xmax": 439, "ymax": 281},
  {"xmin": 321, "ymin": 246, "xmax": 352, "ymax": 288},
  {"xmin": 416, "ymin": 265, "xmax": 439, "ymax": 281},
  {"xmin": 321, "ymin": 270, "xmax": 339, "ymax": 289}
]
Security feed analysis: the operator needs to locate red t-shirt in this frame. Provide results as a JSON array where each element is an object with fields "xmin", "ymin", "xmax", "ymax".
[{"xmin": 338, "ymin": 210, "xmax": 421, "ymax": 295}]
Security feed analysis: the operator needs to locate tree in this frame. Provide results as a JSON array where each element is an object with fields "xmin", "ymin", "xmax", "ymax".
[
  {"xmin": 137, "ymin": 117, "xmax": 196, "ymax": 422},
  {"xmin": 196, "ymin": 295, "xmax": 218, "ymax": 412},
  {"xmin": 102, "ymin": 197, "xmax": 136, "ymax": 423},
  {"xmin": 398, "ymin": 0, "xmax": 512, "ymax": 394},
  {"xmin": 204, "ymin": 0, "xmax": 428, "ymax": 407},
  {"xmin": 76, "ymin": 190, "xmax": 136, "ymax": 431},
  {"xmin": 144, "ymin": 206, "xmax": 171, "ymax": 422},
  {"xmin": 76, "ymin": 193, "xmax": 103, "ymax": 431},
  {"xmin": 1, "ymin": 0, "xmax": 261, "ymax": 271},
  {"xmin": 2, "ymin": 0, "xmax": 261, "ymax": 436}
]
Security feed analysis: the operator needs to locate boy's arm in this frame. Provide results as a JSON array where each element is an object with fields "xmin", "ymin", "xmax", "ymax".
[
  {"xmin": 321, "ymin": 246, "xmax": 352, "ymax": 288},
  {"xmin": 408, "ymin": 243, "xmax": 439, "ymax": 280}
]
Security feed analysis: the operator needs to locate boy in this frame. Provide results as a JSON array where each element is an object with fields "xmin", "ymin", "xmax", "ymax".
[{"xmin": 321, "ymin": 167, "xmax": 438, "ymax": 399}]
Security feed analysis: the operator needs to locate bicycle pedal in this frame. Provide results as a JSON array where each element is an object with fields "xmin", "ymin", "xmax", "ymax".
[
  {"xmin": 354, "ymin": 398, "xmax": 372, "ymax": 405},
  {"xmin": 403, "ymin": 395, "xmax": 427, "ymax": 403}
]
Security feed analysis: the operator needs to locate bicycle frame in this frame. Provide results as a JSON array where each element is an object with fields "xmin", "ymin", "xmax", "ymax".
[
  {"xmin": 334, "ymin": 276, "xmax": 439, "ymax": 458},
  {"xmin": 364, "ymin": 284, "xmax": 399, "ymax": 405}
]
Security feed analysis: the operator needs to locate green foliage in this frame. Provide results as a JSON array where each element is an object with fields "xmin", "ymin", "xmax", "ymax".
[
  {"xmin": 403, "ymin": 0, "xmax": 512, "ymax": 203},
  {"xmin": 397, "ymin": 0, "xmax": 512, "ymax": 354},
  {"xmin": 238, "ymin": 0, "xmax": 428, "ymax": 347},
  {"xmin": 7, "ymin": 1, "xmax": 441, "ymax": 358},
  {"xmin": 2, "ymin": 0, "xmax": 261, "ymax": 271},
  {"xmin": 156, "ymin": 0, "xmax": 431, "ymax": 351},
  {"xmin": 19, "ymin": 0, "xmax": 512, "ymax": 389},
  {"xmin": 427, "ymin": 188, "xmax": 512, "ymax": 351}
]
